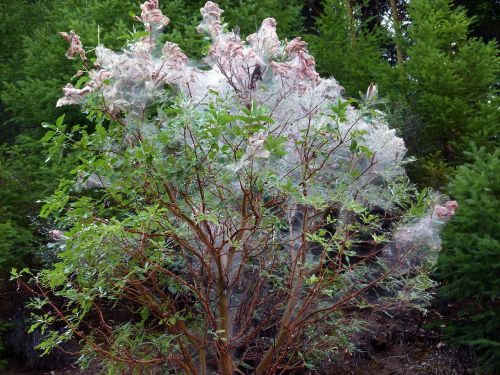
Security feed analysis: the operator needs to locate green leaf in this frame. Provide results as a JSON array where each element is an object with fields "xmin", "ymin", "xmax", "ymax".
[
  {"xmin": 41, "ymin": 131, "xmax": 55, "ymax": 142},
  {"xmin": 55, "ymin": 114, "xmax": 66, "ymax": 127}
]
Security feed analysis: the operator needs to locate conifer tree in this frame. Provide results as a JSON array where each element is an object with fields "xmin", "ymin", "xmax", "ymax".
[
  {"xmin": 404, "ymin": 0, "xmax": 498, "ymax": 185},
  {"xmin": 306, "ymin": 0, "xmax": 395, "ymax": 98},
  {"xmin": 438, "ymin": 147, "xmax": 500, "ymax": 373}
]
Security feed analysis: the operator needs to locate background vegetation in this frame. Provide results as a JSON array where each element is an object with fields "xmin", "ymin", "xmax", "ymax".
[{"xmin": 0, "ymin": 0, "xmax": 498, "ymax": 372}]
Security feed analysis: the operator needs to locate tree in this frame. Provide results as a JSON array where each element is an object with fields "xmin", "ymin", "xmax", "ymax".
[
  {"xmin": 0, "ymin": 0, "xmax": 136, "ymax": 133},
  {"xmin": 438, "ymin": 147, "xmax": 500, "ymax": 373},
  {"xmin": 0, "ymin": 136, "xmax": 74, "ymax": 278},
  {"xmin": 388, "ymin": 0, "xmax": 404, "ymax": 66},
  {"xmin": 403, "ymin": 0, "xmax": 498, "ymax": 185},
  {"xmin": 306, "ymin": 0, "xmax": 395, "ymax": 98},
  {"xmin": 306, "ymin": 0, "xmax": 498, "ymax": 188},
  {"xmin": 15, "ymin": 2, "xmax": 459, "ymax": 373}
]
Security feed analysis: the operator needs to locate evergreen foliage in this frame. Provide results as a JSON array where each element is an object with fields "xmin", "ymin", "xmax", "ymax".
[
  {"xmin": 0, "ymin": 136, "xmax": 73, "ymax": 367},
  {"xmin": 307, "ymin": 0, "xmax": 499, "ymax": 188},
  {"xmin": 0, "ymin": 0, "xmax": 135, "ymax": 130},
  {"xmin": 0, "ymin": 136, "xmax": 73, "ymax": 277},
  {"xmin": 404, "ymin": 0, "xmax": 499, "ymax": 168},
  {"xmin": 438, "ymin": 148, "xmax": 500, "ymax": 372},
  {"xmin": 306, "ymin": 0, "xmax": 395, "ymax": 97}
]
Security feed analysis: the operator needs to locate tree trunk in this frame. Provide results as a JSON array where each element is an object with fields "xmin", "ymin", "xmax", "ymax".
[
  {"xmin": 255, "ymin": 208, "xmax": 309, "ymax": 374},
  {"xmin": 345, "ymin": 0, "xmax": 356, "ymax": 44},
  {"xmin": 217, "ymin": 275, "xmax": 233, "ymax": 375},
  {"xmin": 389, "ymin": 0, "xmax": 404, "ymax": 66},
  {"xmin": 254, "ymin": 274, "xmax": 305, "ymax": 375}
]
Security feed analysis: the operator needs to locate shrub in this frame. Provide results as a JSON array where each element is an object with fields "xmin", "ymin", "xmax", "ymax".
[{"xmin": 17, "ymin": 1, "xmax": 457, "ymax": 373}]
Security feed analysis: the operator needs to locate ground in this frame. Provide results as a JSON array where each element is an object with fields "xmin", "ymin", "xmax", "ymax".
[
  {"xmin": 323, "ymin": 306, "xmax": 476, "ymax": 375},
  {"xmin": 1, "ymin": 302, "xmax": 476, "ymax": 375}
]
